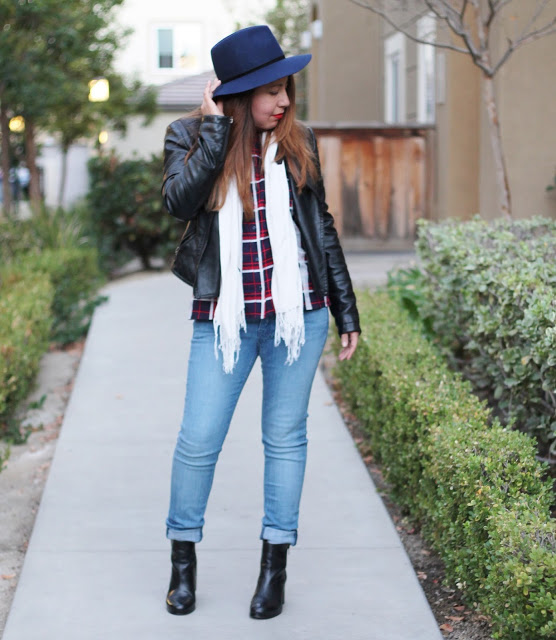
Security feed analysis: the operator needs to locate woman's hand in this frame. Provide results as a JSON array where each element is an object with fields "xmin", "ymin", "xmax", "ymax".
[
  {"xmin": 201, "ymin": 78, "xmax": 225, "ymax": 117},
  {"xmin": 338, "ymin": 332, "xmax": 359, "ymax": 361}
]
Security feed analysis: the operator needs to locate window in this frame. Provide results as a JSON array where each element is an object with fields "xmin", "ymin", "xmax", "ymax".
[
  {"xmin": 385, "ymin": 33, "xmax": 406, "ymax": 123},
  {"xmin": 158, "ymin": 29, "xmax": 173, "ymax": 68},
  {"xmin": 417, "ymin": 15, "xmax": 436, "ymax": 123},
  {"xmin": 154, "ymin": 24, "xmax": 203, "ymax": 73}
]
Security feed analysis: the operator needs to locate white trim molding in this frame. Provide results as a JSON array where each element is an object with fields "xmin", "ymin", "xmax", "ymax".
[
  {"xmin": 417, "ymin": 15, "xmax": 436, "ymax": 123},
  {"xmin": 384, "ymin": 32, "xmax": 406, "ymax": 123}
]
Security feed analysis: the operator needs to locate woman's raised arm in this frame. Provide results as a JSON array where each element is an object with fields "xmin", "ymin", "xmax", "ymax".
[{"xmin": 162, "ymin": 110, "xmax": 231, "ymax": 221}]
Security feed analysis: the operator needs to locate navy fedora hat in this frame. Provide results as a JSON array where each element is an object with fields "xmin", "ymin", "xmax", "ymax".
[{"xmin": 211, "ymin": 25, "xmax": 311, "ymax": 97}]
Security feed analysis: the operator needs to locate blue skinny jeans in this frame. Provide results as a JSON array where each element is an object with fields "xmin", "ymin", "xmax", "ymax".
[{"xmin": 166, "ymin": 307, "xmax": 329, "ymax": 546}]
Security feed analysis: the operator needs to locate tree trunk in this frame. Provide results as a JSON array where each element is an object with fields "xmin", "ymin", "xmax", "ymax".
[
  {"xmin": 58, "ymin": 142, "xmax": 69, "ymax": 209},
  {"xmin": 0, "ymin": 101, "xmax": 12, "ymax": 216},
  {"xmin": 25, "ymin": 118, "xmax": 42, "ymax": 210},
  {"xmin": 483, "ymin": 75, "xmax": 512, "ymax": 219}
]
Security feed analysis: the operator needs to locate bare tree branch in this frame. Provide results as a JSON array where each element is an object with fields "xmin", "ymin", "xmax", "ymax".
[
  {"xmin": 344, "ymin": 0, "xmax": 556, "ymax": 220},
  {"xmin": 472, "ymin": 0, "xmax": 488, "ymax": 50},
  {"xmin": 486, "ymin": 0, "xmax": 497, "ymax": 28},
  {"xmin": 423, "ymin": 0, "xmax": 483, "ymax": 61},
  {"xmin": 494, "ymin": 0, "xmax": 514, "ymax": 12},
  {"xmin": 461, "ymin": 0, "xmax": 470, "ymax": 21},
  {"xmin": 427, "ymin": 0, "xmax": 467, "ymax": 35},
  {"xmin": 347, "ymin": 0, "xmax": 470, "ymax": 53},
  {"xmin": 516, "ymin": 0, "xmax": 552, "ymax": 45},
  {"xmin": 425, "ymin": 0, "xmax": 490, "ymax": 69},
  {"xmin": 491, "ymin": 16, "xmax": 556, "ymax": 74},
  {"xmin": 519, "ymin": 18, "xmax": 556, "ymax": 45}
]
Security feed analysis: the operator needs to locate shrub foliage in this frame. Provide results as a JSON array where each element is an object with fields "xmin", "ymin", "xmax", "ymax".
[
  {"xmin": 87, "ymin": 152, "xmax": 182, "ymax": 271},
  {"xmin": 415, "ymin": 217, "xmax": 556, "ymax": 456},
  {"xmin": 334, "ymin": 290, "xmax": 556, "ymax": 640},
  {"xmin": 0, "ymin": 212, "xmax": 107, "ymax": 445},
  {"xmin": 11, "ymin": 248, "xmax": 106, "ymax": 344},
  {"xmin": 0, "ymin": 269, "xmax": 53, "ymax": 438}
]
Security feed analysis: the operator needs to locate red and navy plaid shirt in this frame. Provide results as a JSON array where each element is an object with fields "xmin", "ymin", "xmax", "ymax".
[{"xmin": 191, "ymin": 134, "xmax": 329, "ymax": 320}]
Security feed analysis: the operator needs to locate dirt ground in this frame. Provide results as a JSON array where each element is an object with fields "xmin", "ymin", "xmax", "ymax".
[{"xmin": 1, "ymin": 336, "xmax": 494, "ymax": 639}]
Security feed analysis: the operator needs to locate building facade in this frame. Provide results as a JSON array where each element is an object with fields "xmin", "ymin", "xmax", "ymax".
[
  {"xmin": 307, "ymin": 0, "xmax": 556, "ymax": 222},
  {"xmin": 42, "ymin": 0, "xmax": 274, "ymax": 207},
  {"xmin": 112, "ymin": 0, "xmax": 275, "ymax": 87}
]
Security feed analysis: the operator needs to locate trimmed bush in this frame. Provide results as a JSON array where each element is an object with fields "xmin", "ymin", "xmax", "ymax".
[
  {"xmin": 0, "ymin": 269, "xmax": 53, "ymax": 437},
  {"xmin": 0, "ymin": 214, "xmax": 106, "ymax": 449},
  {"xmin": 87, "ymin": 152, "xmax": 182, "ymax": 271},
  {"xmin": 415, "ymin": 217, "xmax": 556, "ymax": 455},
  {"xmin": 334, "ymin": 290, "xmax": 556, "ymax": 639},
  {"xmin": 11, "ymin": 248, "xmax": 106, "ymax": 345}
]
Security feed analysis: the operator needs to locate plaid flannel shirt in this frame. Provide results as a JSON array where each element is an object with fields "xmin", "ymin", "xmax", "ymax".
[{"xmin": 191, "ymin": 134, "xmax": 328, "ymax": 320}]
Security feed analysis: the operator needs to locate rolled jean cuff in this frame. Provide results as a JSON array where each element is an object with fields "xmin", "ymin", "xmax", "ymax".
[
  {"xmin": 166, "ymin": 526, "xmax": 203, "ymax": 543},
  {"xmin": 261, "ymin": 526, "xmax": 297, "ymax": 546}
]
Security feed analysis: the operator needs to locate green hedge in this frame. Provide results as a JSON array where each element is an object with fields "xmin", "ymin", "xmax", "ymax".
[
  {"xmin": 0, "ymin": 269, "xmax": 53, "ymax": 435},
  {"xmin": 11, "ymin": 247, "xmax": 106, "ymax": 344},
  {"xmin": 334, "ymin": 290, "xmax": 556, "ymax": 639},
  {"xmin": 87, "ymin": 153, "xmax": 182, "ymax": 271},
  {"xmin": 0, "ymin": 205, "xmax": 90, "ymax": 262},
  {"xmin": 415, "ymin": 217, "xmax": 556, "ymax": 455},
  {"xmin": 0, "ymin": 247, "xmax": 106, "ymax": 443}
]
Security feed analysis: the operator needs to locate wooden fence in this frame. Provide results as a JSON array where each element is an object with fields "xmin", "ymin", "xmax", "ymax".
[{"xmin": 310, "ymin": 123, "xmax": 435, "ymax": 244}]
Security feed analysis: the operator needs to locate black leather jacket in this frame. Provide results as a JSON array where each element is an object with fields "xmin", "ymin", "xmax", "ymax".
[{"xmin": 162, "ymin": 114, "xmax": 360, "ymax": 336}]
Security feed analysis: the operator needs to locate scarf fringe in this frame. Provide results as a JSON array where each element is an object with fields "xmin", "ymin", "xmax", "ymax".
[
  {"xmin": 275, "ymin": 307, "xmax": 306, "ymax": 365},
  {"xmin": 214, "ymin": 309, "xmax": 246, "ymax": 374}
]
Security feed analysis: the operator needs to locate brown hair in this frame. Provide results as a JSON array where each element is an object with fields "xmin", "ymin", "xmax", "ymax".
[{"xmin": 183, "ymin": 75, "xmax": 318, "ymax": 220}]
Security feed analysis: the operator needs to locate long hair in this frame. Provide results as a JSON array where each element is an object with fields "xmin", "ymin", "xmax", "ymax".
[{"xmin": 183, "ymin": 75, "xmax": 318, "ymax": 220}]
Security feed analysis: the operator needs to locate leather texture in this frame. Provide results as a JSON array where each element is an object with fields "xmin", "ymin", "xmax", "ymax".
[
  {"xmin": 249, "ymin": 540, "xmax": 290, "ymax": 619},
  {"xmin": 162, "ymin": 114, "xmax": 360, "ymax": 336},
  {"xmin": 166, "ymin": 540, "xmax": 196, "ymax": 615}
]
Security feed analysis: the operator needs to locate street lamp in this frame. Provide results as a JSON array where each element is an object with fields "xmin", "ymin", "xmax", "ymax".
[
  {"xmin": 88, "ymin": 77, "xmax": 110, "ymax": 102},
  {"xmin": 88, "ymin": 77, "xmax": 110, "ymax": 151},
  {"xmin": 9, "ymin": 116, "xmax": 25, "ymax": 133}
]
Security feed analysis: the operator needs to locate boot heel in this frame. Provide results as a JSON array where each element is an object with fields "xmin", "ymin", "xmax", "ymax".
[
  {"xmin": 249, "ymin": 540, "xmax": 289, "ymax": 619},
  {"xmin": 166, "ymin": 540, "xmax": 197, "ymax": 616}
]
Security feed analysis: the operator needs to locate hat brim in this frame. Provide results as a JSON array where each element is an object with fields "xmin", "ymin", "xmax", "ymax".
[{"xmin": 213, "ymin": 54, "xmax": 311, "ymax": 97}]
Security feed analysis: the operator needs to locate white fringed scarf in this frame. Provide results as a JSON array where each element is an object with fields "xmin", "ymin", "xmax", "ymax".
[{"xmin": 213, "ymin": 133, "xmax": 305, "ymax": 373}]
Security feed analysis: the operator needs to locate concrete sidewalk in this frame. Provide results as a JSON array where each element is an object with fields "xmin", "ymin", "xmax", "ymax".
[{"xmin": 3, "ymin": 253, "xmax": 442, "ymax": 640}]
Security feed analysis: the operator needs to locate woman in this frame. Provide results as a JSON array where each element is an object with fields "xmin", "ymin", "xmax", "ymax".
[{"xmin": 162, "ymin": 25, "xmax": 360, "ymax": 620}]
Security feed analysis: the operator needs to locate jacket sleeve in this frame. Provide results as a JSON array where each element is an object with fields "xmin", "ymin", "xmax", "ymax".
[
  {"xmin": 162, "ymin": 114, "xmax": 232, "ymax": 221},
  {"xmin": 308, "ymin": 128, "xmax": 361, "ymax": 335}
]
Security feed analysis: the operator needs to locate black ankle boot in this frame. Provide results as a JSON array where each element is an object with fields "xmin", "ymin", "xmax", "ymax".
[
  {"xmin": 166, "ymin": 540, "xmax": 196, "ymax": 615},
  {"xmin": 249, "ymin": 540, "xmax": 290, "ymax": 619}
]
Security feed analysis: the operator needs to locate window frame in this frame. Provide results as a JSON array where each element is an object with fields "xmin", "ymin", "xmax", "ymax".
[
  {"xmin": 384, "ymin": 32, "xmax": 406, "ymax": 124},
  {"xmin": 417, "ymin": 15, "xmax": 436, "ymax": 123},
  {"xmin": 152, "ymin": 22, "xmax": 204, "ymax": 74}
]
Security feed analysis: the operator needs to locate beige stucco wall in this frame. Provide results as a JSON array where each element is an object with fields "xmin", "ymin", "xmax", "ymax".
[
  {"xmin": 306, "ymin": 3, "xmax": 556, "ymax": 222},
  {"xmin": 308, "ymin": 0, "xmax": 382, "ymax": 121},
  {"xmin": 479, "ymin": 29, "xmax": 556, "ymax": 220},
  {"xmin": 435, "ymin": 47, "xmax": 481, "ymax": 220}
]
